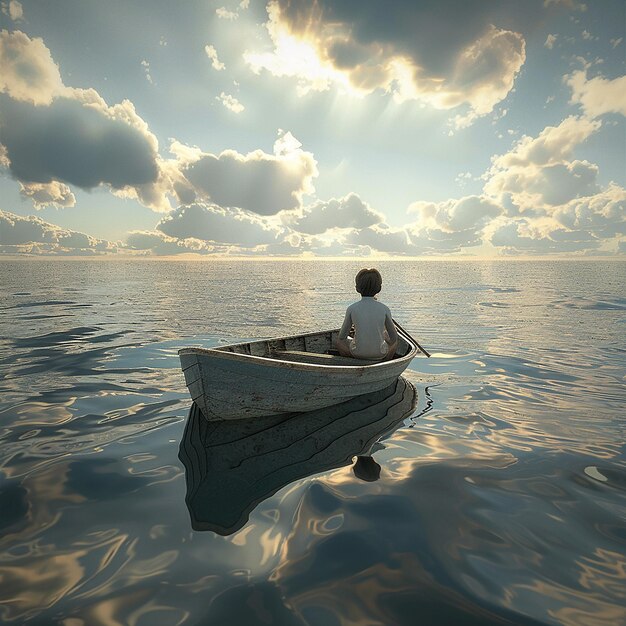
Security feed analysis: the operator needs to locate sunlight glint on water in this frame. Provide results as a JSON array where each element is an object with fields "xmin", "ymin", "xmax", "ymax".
[{"xmin": 0, "ymin": 259, "xmax": 624, "ymax": 626}]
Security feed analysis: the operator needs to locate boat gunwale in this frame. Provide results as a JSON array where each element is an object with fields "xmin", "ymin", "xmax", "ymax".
[{"xmin": 178, "ymin": 326, "xmax": 419, "ymax": 372}]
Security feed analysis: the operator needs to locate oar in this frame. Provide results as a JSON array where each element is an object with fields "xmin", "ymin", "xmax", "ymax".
[{"xmin": 393, "ymin": 318, "xmax": 431, "ymax": 358}]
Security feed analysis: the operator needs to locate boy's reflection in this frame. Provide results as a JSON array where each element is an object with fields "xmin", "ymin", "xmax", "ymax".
[{"xmin": 352, "ymin": 455, "xmax": 382, "ymax": 482}]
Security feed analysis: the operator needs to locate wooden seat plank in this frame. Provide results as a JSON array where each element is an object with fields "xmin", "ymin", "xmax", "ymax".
[{"xmin": 271, "ymin": 349, "xmax": 380, "ymax": 367}]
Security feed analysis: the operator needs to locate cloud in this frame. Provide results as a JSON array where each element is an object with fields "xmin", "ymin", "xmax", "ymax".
[
  {"xmin": 216, "ymin": 92, "xmax": 244, "ymax": 113},
  {"xmin": 141, "ymin": 195, "xmax": 420, "ymax": 257},
  {"xmin": 156, "ymin": 203, "xmax": 288, "ymax": 246},
  {"xmin": 417, "ymin": 227, "xmax": 486, "ymax": 251},
  {"xmin": 1, "ymin": 1, "xmax": 23, "ymax": 20},
  {"xmin": 1, "ymin": 24, "xmax": 621, "ymax": 259},
  {"xmin": 0, "ymin": 210, "xmax": 117, "ymax": 255},
  {"xmin": 343, "ymin": 224, "xmax": 418, "ymax": 255},
  {"xmin": 402, "ymin": 195, "xmax": 502, "ymax": 253},
  {"xmin": 339, "ymin": 222, "xmax": 481, "ymax": 256},
  {"xmin": 0, "ymin": 31, "xmax": 168, "ymax": 211},
  {"xmin": 126, "ymin": 230, "xmax": 215, "ymax": 256},
  {"xmin": 216, "ymin": 7, "xmax": 238, "ymax": 20},
  {"xmin": 138, "ymin": 170, "xmax": 624, "ymax": 257},
  {"xmin": 141, "ymin": 59, "xmax": 154, "ymax": 84},
  {"xmin": 205, "ymin": 44, "xmax": 225, "ymax": 71},
  {"xmin": 259, "ymin": 238, "xmax": 304, "ymax": 256},
  {"xmin": 245, "ymin": 1, "xmax": 530, "ymax": 121},
  {"xmin": 481, "ymin": 183, "xmax": 625, "ymax": 256},
  {"xmin": 0, "ymin": 29, "xmax": 65, "ymax": 105},
  {"xmin": 475, "ymin": 116, "xmax": 625, "ymax": 254},
  {"xmin": 552, "ymin": 183, "xmax": 626, "ymax": 238},
  {"xmin": 565, "ymin": 69, "xmax": 626, "ymax": 118},
  {"xmin": 19, "ymin": 181, "xmax": 76, "ymax": 208},
  {"xmin": 487, "ymin": 159, "xmax": 600, "ymax": 213},
  {"xmin": 108, "ymin": 155, "xmax": 186, "ymax": 213},
  {"xmin": 408, "ymin": 195, "xmax": 503, "ymax": 231},
  {"xmin": 215, "ymin": 0, "xmax": 249, "ymax": 20},
  {"xmin": 0, "ymin": 32, "xmax": 321, "ymax": 218},
  {"xmin": 396, "ymin": 116, "xmax": 623, "ymax": 256},
  {"xmin": 147, "ymin": 192, "xmax": 499, "ymax": 257},
  {"xmin": 127, "ymin": 227, "xmax": 305, "ymax": 257},
  {"xmin": 144, "ymin": 134, "xmax": 623, "ymax": 257},
  {"xmin": 544, "ymin": 34, "xmax": 557, "ymax": 49},
  {"xmin": 543, "ymin": 0, "xmax": 587, "ymax": 10},
  {"xmin": 483, "ymin": 116, "xmax": 604, "ymax": 213},
  {"xmin": 0, "ymin": 94, "xmax": 160, "ymax": 189},
  {"xmin": 175, "ymin": 131, "xmax": 317, "ymax": 215},
  {"xmin": 488, "ymin": 115, "xmax": 600, "ymax": 169},
  {"xmin": 488, "ymin": 217, "xmax": 600, "ymax": 254},
  {"xmin": 283, "ymin": 193, "xmax": 384, "ymax": 234},
  {"xmin": 0, "ymin": 31, "xmax": 318, "ymax": 221}
]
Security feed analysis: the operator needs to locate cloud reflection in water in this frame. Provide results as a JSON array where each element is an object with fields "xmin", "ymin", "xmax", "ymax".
[{"xmin": 0, "ymin": 259, "xmax": 624, "ymax": 625}]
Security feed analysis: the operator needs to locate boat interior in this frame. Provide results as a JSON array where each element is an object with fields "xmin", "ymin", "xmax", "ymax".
[{"xmin": 213, "ymin": 329, "xmax": 412, "ymax": 366}]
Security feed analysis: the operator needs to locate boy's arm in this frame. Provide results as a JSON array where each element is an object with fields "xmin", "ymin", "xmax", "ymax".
[
  {"xmin": 338, "ymin": 309, "xmax": 352, "ymax": 339},
  {"xmin": 384, "ymin": 312, "xmax": 398, "ymax": 343}
]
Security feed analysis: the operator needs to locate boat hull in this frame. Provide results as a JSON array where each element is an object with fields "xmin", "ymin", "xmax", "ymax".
[{"xmin": 179, "ymin": 327, "xmax": 418, "ymax": 420}]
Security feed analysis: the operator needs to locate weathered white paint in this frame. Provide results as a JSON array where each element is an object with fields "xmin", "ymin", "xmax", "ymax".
[{"xmin": 178, "ymin": 326, "xmax": 419, "ymax": 420}]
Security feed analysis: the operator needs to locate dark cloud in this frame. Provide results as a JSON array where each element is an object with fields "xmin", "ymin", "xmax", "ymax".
[
  {"xmin": 180, "ymin": 139, "xmax": 317, "ymax": 215},
  {"xmin": 277, "ymin": 0, "xmax": 536, "ymax": 76},
  {"xmin": 248, "ymin": 0, "xmax": 573, "ymax": 117},
  {"xmin": 0, "ymin": 30, "xmax": 169, "ymax": 211},
  {"xmin": 0, "ymin": 95, "xmax": 159, "ymax": 189}
]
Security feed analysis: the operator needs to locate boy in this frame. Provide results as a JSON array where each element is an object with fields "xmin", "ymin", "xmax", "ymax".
[{"xmin": 335, "ymin": 268, "xmax": 398, "ymax": 361}]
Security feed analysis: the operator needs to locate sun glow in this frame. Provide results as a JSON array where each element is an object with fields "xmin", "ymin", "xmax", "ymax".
[{"xmin": 244, "ymin": 5, "xmax": 354, "ymax": 97}]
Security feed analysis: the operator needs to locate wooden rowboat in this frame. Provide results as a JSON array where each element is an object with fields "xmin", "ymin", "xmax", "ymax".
[
  {"xmin": 178, "ymin": 377, "xmax": 418, "ymax": 535},
  {"xmin": 178, "ymin": 325, "xmax": 419, "ymax": 420}
]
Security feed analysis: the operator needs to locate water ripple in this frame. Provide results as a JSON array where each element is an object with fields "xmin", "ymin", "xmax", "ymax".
[{"xmin": 0, "ymin": 259, "xmax": 623, "ymax": 625}]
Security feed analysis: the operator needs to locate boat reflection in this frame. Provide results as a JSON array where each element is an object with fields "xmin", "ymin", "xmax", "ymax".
[{"xmin": 178, "ymin": 377, "xmax": 418, "ymax": 536}]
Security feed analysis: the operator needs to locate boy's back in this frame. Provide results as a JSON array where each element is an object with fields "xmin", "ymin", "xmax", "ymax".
[
  {"xmin": 340, "ymin": 297, "xmax": 395, "ymax": 359},
  {"xmin": 335, "ymin": 268, "xmax": 399, "ymax": 361}
]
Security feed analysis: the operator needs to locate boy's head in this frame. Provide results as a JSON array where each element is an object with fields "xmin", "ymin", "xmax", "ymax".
[{"xmin": 355, "ymin": 268, "xmax": 382, "ymax": 297}]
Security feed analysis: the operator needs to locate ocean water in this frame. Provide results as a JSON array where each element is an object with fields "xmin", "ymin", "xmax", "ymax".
[{"xmin": 0, "ymin": 258, "xmax": 624, "ymax": 626}]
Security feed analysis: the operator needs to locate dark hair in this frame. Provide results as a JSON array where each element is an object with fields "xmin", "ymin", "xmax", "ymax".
[{"xmin": 355, "ymin": 268, "xmax": 382, "ymax": 297}]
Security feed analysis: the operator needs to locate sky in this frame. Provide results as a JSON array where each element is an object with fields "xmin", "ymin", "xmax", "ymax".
[{"xmin": 0, "ymin": 0, "xmax": 624, "ymax": 257}]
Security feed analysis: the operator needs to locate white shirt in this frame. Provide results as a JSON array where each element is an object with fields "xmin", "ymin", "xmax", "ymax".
[{"xmin": 339, "ymin": 297, "xmax": 398, "ymax": 359}]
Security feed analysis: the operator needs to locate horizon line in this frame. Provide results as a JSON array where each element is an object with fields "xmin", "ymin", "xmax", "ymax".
[{"xmin": 1, "ymin": 254, "xmax": 624, "ymax": 262}]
